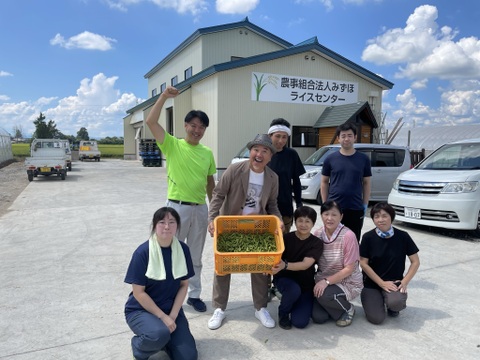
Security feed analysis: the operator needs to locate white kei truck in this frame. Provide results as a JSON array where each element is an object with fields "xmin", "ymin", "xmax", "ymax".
[
  {"xmin": 79, "ymin": 140, "xmax": 101, "ymax": 161},
  {"xmin": 59, "ymin": 139, "xmax": 72, "ymax": 171},
  {"xmin": 25, "ymin": 139, "xmax": 68, "ymax": 181}
]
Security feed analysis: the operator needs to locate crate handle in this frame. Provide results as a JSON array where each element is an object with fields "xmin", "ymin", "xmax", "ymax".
[{"xmin": 237, "ymin": 219, "xmax": 257, "ymax": 224}]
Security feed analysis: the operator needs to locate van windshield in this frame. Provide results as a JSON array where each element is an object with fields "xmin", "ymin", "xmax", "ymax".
[
  {"xmin": 417, "ymin": 143, "xmax": 480, "ymax": 170},
  {"xmin": 303, "ymin": 147, "xmax": 339, "ymax": 166}
]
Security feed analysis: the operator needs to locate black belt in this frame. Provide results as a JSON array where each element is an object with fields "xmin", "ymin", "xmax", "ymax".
[{"xmin": 168, "ymin": 199, "xmax": 200, "ymax": 206}]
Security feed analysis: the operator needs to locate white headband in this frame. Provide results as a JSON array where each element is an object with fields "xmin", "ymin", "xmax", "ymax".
[{"xmin": 268, "ymin": 125, "xmax": 291, "ymax": 136}]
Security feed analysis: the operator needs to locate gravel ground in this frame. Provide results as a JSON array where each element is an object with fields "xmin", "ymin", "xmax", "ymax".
[{"xmin": 0, "ymin": 159, "xmax": 28, "ymax": 217}]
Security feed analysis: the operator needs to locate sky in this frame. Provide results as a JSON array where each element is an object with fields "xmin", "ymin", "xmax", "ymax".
[{"xmin": 1, "ymin": 0, "xmax": 479, "ymax": 139}]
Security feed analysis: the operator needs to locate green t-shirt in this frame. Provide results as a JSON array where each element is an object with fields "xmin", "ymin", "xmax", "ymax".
[{"xmin": 158, "ymin": 133, "xmax": 216, "ymax": 204}]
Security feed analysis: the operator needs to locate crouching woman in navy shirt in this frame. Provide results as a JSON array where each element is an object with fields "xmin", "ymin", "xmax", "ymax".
[{"xmin": 124, "ymin": 207, "xmax": 197, "ymax": 360}]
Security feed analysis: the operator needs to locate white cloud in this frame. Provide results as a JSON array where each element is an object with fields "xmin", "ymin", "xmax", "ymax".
[
  {"xmin": 0, "ymin": 71, "xmax": 13, "ymax": 77},
  {"xmin": 411, "ymin": 79, "xmax": 428, "ymax": 89},
  {"xmin": 0, "ymin": 73, "xmax": 141, "ymax": 138},
  {"xmin": 295, "ymin": 0, "xmax": 382, "ymax": 11},
  {"xmin": 288, "ymin": 17, "xmax": 306, "ymax": 28},
  {"xmin": 216, "ymin": 0, "xmax": 259, "ymax": 14},
  {"xmin": 50, "ymin": 31, "xmax": 117, "ymax": 51},
  {"xmin": 440, "ymin": 80, "xmax": 480, "ymax": 120},
  {"xmin": 106, "ymin": 0, "xmax": 208, "ymax": 16},
  {"xmin": 362, "ymin": 5, "xmax": 480, "ymax": 80},
  {"xmin": 0, "ymin": 95, "xmax": 10, "ymax": 101}
]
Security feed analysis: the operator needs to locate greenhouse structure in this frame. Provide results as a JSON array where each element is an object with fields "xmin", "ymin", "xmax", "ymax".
[
  {"xmin": 0, "ymin": 127, "xmax": 13, "ymax": 164},
  {"xmin": 390, "ymin": 124, "xmax": 480, "ymax": 155}
]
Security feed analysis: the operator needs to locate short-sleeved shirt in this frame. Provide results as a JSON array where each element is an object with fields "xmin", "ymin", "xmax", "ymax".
[
  {"xmin": 268, "ymin": 147, "xmax": 306, "ymax": 216},
  {"xmin": 124, "ymin": 240, "xmax": 194, "ymax": 315},
  {"xmin": 360, "ymin": 227, "xmax": 419, "ymax": 290},
  {"xmin": 321, "ymin": 150, "xmax": 372, "ymax": 210},
  {"xmin": 274, "ymin": 232, "xmax": 323, "ymax": 292},
  {"xmin": 158, "ymin": 132, "xmax": 216, "ymax": 204}
]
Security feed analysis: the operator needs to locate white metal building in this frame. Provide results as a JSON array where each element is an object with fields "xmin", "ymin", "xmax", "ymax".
[
  {"xmin": 0, "ymin": 127, "xmax": 13, "ymax": 164},
  {"xmin": 124, "ymin": 18, "xmax": 393, "ymax": 172}
]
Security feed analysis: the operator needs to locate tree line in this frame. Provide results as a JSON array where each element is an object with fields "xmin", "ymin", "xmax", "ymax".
[{"xmin": 12, "ymin": 112, "xmax": 124, "ymax": 145}]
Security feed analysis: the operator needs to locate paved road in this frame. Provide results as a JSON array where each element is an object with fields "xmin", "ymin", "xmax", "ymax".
[{"xmin": 0, "ymin": 159, "xmax": 478, "ymax": 360}]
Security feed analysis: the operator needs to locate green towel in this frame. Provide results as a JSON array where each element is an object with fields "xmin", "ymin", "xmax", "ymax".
[{"xmin": 145, "ymin": 234, "xmax": 188, "ymax": 280}]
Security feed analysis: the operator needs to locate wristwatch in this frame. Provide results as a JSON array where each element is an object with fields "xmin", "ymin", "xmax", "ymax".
[
  {"xmin": 324, "ymin": 278, "xmax": 330, "ymax": 285},
  {"xmin": 284, "ymin": 260, "xmax": 288, "ymax": 270}
]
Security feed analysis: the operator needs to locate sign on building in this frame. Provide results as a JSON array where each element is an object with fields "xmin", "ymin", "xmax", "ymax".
[{"xmin": 252, "ymin": 72, "xmax": 358, "ymax": 106}]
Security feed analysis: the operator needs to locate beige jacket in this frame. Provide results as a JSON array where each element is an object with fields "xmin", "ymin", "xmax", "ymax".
[{"xmin": 208, "ymin": 160, "xmax": 282, "ymax": 221}]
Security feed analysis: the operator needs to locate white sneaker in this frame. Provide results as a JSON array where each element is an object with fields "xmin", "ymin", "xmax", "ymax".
[
  {"xmin": 255, "ymin": 307, "xmax": 275, "ymax": 328},
  {"xmin": 208, "ymin": 308, "xmax": 226, "ymax": 330}
]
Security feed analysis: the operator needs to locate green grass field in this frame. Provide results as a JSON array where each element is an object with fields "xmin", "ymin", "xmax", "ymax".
[{"xmin": 12, "ymin": 143, "xmax": 124, "ymax": 158}]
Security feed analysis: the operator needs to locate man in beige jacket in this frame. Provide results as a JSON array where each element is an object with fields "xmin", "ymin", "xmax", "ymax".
[{"xmin": 207, "ymin": 134, "xmax": 283, "ymax": 330}]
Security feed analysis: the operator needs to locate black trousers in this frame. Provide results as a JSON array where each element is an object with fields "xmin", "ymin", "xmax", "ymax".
[{"xmin": 341, "ymin": 208, "xmax": 365, "ymax": 242}]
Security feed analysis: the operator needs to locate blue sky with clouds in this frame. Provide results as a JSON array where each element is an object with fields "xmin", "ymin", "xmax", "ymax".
[{"xmin": 1, "ymin": 0, "xmax": 479, "ymax": 138}]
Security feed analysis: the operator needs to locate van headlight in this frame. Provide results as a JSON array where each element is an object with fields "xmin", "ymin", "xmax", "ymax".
[
  {"xmin": 442, "ymin": 182, "xmax": 478, "ymax": 193},
  {"xmin": 392, "ymin": 179, "xmax": 400, "ymax": 190},
  {"xmin": 300, "ymin": 170, "xmax": 319, "ymax": 179}
]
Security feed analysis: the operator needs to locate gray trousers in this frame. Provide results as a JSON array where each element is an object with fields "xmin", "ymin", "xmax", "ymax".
[
  {"xmin": 361, "ymin": 287, "xmax": 408, "ymax": 324},
  {"xmin": 167, "ymin": 201, "xmax": 208, "ymax": 299},
  {"xmin": 312, "ymin": 284, "xmax": 352, "ymax": 323}
]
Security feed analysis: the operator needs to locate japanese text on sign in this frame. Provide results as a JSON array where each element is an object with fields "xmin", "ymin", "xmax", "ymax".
[{"xmin": 252, "ymin": 72, "xmax": 358, "ymax": 105}]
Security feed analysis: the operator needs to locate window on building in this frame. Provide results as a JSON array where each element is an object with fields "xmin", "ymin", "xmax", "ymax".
[
  {"xmin": 151, "ymin": 88, "xmax": 157, "ymax": 97},
  {"xmin": 292, "ymin": 126, "xmax": 316, "ymax": 147},
  {"xmin": 160, "ymin": 82, "xmax": 166, "ymax": 93},
  {"xmin": 184, "ymin": 67, "xmax": 192, "ymax": 80},
  {"xmin": 171, "ymin": 76, "xmax": 178, "ymax": 86}
]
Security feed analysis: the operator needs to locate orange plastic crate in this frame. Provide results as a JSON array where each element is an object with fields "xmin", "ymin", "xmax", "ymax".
[{"xmin": 213, "ymin": 215, "xmax": 284, "ymax": 275}]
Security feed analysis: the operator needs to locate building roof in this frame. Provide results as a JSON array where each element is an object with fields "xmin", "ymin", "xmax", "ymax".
[
  {"xmin": 313, "ymin": 101, "xmax": 378, "ymax": 129},
  {"xmin": 389, "ymin": 124, "xmax": 480, "ymax": 151},
  {"xmin": 144, "ymin": 17, "xmax": 293, "ymax": 79},
  {"xmin": 128, "ymin": 19, "xmax": 394, "ymax": 116}
]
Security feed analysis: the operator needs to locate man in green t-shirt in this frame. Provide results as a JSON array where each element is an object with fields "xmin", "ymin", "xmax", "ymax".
[{"xmin": 146, "ymin": 86, "xmax": 216, "ymax": 312}]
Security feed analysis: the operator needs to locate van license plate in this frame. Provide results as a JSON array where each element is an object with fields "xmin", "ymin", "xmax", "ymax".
[
  {"xmin": 40, "ymin": 167, "xmax": 50, "ymax": 172},
  {"xmin": 405, "ymin": 207, "xmax": 421, "ymax": 219}
]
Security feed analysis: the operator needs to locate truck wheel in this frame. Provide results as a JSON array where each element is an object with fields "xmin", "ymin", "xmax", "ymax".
[
  {"xmin": 61, "ymin": 170, "xmax": 66, "ymax": 180},
  {"xmin": 28, "ymin": 173, "xmax": 33, "ymax": 182}
]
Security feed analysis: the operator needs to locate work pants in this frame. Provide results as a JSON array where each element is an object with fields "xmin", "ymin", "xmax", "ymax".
[
  {"xmin": 341, "ymin": 208, "xmax": 365, "ymax": 242},
  {"xmin": 212, "ymin": 272, "xmax": 269, "ymax": 310},
  {"xmin": 126, "ymin": 309, "xmax": 197, "ymax": 360},
  {"xmin": 312, "ymin": 284, "xmax": 353, "ymax": 323},
  {"xmin": 361, "ymin": 287, "xmax": 408, "ymax": 324},
  {"xmin": 167, "ymin": 201, "xmax": 208, "ymax": 299},
  {"xmin": 274, "ymin": 277, "xmax": 314, "ymax": 328}
]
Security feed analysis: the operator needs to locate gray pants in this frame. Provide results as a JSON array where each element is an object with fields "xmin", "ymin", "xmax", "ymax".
[
  {"xmin": 312, "ymin": 284, "xmax": 352, "ymax": 323},
  {"xmin": 167, "ymin": 201, "xmax": 208, "ymax": 299},
  {"xmin": 361, "ymin": 287, "xmax": 408, "ymax": 324}
]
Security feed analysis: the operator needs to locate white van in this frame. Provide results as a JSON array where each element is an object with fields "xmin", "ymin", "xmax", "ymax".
[
  {"xmin": 300, "ymin": 144, "xmax": 412, "ymax": 204},
  {"xmin": 388, "ymin": 138, "xmax": 480, "ymax": 235}
]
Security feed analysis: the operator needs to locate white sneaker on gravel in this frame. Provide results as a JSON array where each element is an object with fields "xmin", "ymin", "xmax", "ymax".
[
  {"xmin": 208, "ymin": 308, "xmax": 226, "ymax": 330},
  {"xmin": 255, "ymin": 307, "xmax": 275, "ymax": 328}
]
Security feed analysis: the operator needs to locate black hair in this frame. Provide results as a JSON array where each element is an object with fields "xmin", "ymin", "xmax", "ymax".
[
  {"xmin": 335, "ymin": 122, "xmax": 357, "ymax": 137},
  {"xmin": 269, "ymin": 118, "xmax": 291, "ymax": 128},
  {"xmin": 185, "ymin": 110, "xmax": 209, "ymax": 127},
  {"xmin": 151, "ymin": 207, "xmax": 181, "ymax": 235},
  {"xmin": 320, "ymin": 200, "xmax": 343, "ymax": 215},
  {"xmin": 370, "ymin": 202, "xmax": 396, "ymax": 222},
  {"xmin": 294, "ymin": 205, "xmax": 317, "ymax": 224}
]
